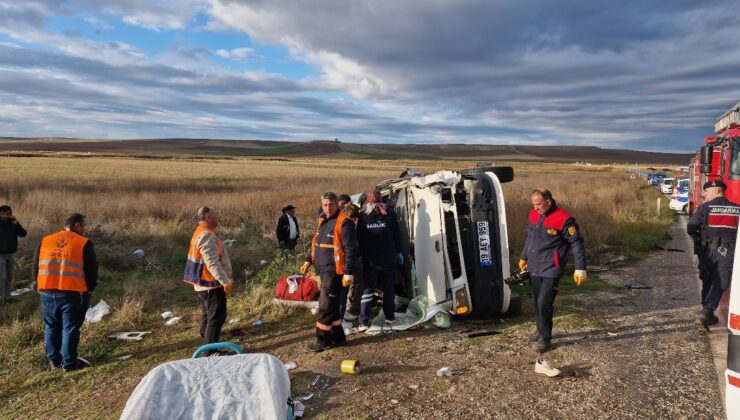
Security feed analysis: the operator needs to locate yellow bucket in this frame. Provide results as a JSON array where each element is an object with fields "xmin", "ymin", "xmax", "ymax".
[{"xmin": 340, "ymin": 359, "xmax": 361, "ymax": 374}]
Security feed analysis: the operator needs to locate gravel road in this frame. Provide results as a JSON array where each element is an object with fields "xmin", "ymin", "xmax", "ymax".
[{"xmin": 256, "ymin": 218, "xmax": 725, "ymax": 419}]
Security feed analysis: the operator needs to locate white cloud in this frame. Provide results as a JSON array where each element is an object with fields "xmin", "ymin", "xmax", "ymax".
[{"xmin": 215, "ymin": 47, "xmax": 254, "ymax": 60}]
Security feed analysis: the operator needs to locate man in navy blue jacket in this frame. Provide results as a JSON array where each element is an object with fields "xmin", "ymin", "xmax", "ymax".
[{"xmin": 519, "ymin": 189, "xmax": 587, "ymax": 353}]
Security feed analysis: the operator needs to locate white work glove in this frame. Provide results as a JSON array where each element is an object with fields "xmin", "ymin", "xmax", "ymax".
[{"xmin": 573, "ymin": 270, "xmax": 587, "ymax": 286}]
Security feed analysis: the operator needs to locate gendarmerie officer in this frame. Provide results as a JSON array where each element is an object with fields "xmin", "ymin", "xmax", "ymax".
[
  {"xmin": 687, "ymin": 180, "xmax": 740, "ymax": 326},
  {"xmin": 519, "ymin": 189, "xmax": 587, "ymax": 353}
]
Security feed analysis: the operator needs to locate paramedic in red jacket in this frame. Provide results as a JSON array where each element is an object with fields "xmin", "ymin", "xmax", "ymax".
[{"xmin": 519, "ymin": 189, "xmax": 587, "ymax": 353}]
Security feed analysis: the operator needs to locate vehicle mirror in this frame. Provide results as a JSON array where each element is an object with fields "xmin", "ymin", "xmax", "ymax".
[{"xmin": 700, "ymin": 145, "xmax": 712, "ymax": 165}]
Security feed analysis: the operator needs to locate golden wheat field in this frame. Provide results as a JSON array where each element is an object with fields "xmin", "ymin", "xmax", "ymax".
[{"xmin": 0, "ymin": 156, "xmax": 673, "ymax": 418}]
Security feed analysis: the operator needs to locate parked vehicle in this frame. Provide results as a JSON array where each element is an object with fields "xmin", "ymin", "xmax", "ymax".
[
  {"xmin": 363, "ymin": 166, "xmax": 521, "ymax": 317},
  {"xmin": 675, "ymin": 178, "xmax": 689, "ymax": 194},
  {"xmin": 668, "ymin": 191, "xmax": 689, "ymax": 213},
  {"xmin": 648, "ymin": 173, "xmax": 667, "ymax": 185},
  {"xmin": 659, "ymin": 178, "xmax": 675, "ymax": 194}
]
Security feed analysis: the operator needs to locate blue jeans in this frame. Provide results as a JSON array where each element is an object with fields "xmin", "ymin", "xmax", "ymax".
[{"xmin": 40, "ymin": 291, "xmax": 90, "ymax": 369}]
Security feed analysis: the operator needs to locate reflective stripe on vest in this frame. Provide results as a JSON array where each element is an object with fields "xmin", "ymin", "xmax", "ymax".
[
  {"xmin": 310, "ymin": 212, "xmax": 349, "ymax": 275},
  {"xmin": 37, "ymin": 230, "xmax": 88, "ymax": 292},
  {"xmin": 183, "ymin": 225, "xmax": 224, "ymax": 288}
]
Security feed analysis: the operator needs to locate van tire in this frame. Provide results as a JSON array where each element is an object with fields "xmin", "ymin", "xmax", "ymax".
[{"xmin": 461, "ymin": 166, "xmax": 514, "ymax": 183}]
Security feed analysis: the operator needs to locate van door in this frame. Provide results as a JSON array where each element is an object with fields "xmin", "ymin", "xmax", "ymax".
[{"xmin": 411, "ymin": 186, "xmax": 448, "ymax": 304}]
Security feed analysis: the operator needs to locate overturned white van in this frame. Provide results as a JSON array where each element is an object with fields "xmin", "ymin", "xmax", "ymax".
[{"xmin": 365, "ymin": 165, "xmax": 520, "ymax": 318}]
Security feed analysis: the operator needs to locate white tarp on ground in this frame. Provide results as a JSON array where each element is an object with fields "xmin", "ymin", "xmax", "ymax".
[
  {"xmin": 366, "ymin": 296, "xmax": 449, "ymax": 335},
  {"xmin": 120, "ymin": 353, "xmax": 290, "ymax": 420}
]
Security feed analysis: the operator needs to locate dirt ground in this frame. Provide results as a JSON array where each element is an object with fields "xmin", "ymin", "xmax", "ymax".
[{"xmin": 243, "ymin": 218, "xmax": 724, "ymax": 419}]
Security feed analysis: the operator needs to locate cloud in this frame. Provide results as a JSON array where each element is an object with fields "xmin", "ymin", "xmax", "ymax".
[{"xmin": 215, "ymin": 47, "xmax": 254, "ymax": 60}]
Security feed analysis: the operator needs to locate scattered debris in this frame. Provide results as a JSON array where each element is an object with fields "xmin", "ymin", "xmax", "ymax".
[
  {"xmin": 10, "ymin": 285, "xmax": 34, "ymax": 297},
  {"xmin": 465, "ymin": 329, "xmax": 501, "ymax": 338},
  {"xmin": 223, "ymin": 239, "xmax": 236, "ymax": 247},
  {"xmin": 298, "ymin": 394, "xmax": 313, "ymax": 401},
  {"xmin": 409, "ymin": 384, "xmax": 419, "ymax": 390},
  {"xmin": 292, "ymin": 400, "xmax": 305, "ymax": 418},
  {"xmin": 310, "ymin": 308, "xmax": 318, "ymax": 315},
  {"xmin": 251, "ymin": 319, "xmax": 264, "ymax": 327},
  {"xmin": 161, "ymin": 311, "xmax": 174, "ymax": 319},
  {"xmin": 117, "ymin": 355, "xmax": 134, "ymax": 361},
  {"xmin": 436, "ymin": 367, "xmax": 453, "ymax": 377},
  {"xmin": 132, "ymin": 249, "xmax": 145, "ymax": 258},
  {"xmin": 391, "ymin": 399, "xmax": 399, "ymax": 404},
  {"xmin": 406, "ymin": 337, "xmax": 414, "ymax": 342},
  {"xmin": 77, "ymin": 357, "xmax": 92, "ymax": 367},
  {"xmin": 260, "ymin": 260, "xmax": 268, "ymax": 266},
  {"xmin": 310, "ymin": 375, "xmax": 321, "ymax": 387},
  {"xmin": 341, "ymin": 359, "xmax": 361, "ymax": 374},
  {"xmin": 607, "ymin": 332, "xmax": 618, "ymax": 337},
  {"xmin": 610, "ymin": 255, "xmax": 628, "ymax": 262},
  {"xmin": 107, "ymin": 331, "xmax": 152, "ymax": 341},
  {"xmin": 625, "ymin": 283, "xmax": 652, "ymax": 290},
  {"xmin": 284, "ymin": 361, "xmax": 298, "ymax": 371},
  {"xmin": 164, "ymin": 316, "xmax": 182, "ymax": 326},
  {"xmin": 228, "ymin": 318, "xmax": 241, "ymax": 324},
  {"xmin": 84, "ymin": 300, "xmax": 111, "ymax": 324},
  {"xmin": 535, "ymin": 358, "xmax": 561, "ymax": 377}
]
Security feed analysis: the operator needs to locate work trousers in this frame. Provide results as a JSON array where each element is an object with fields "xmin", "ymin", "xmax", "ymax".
[
  {"xmin": 340, "ymin": 257, "xmax": 363, "ymax": 318},
  {"xmin": 315, "ymin": 273, "xmax": 346, "ymax": 346},
  {"xmin": 359, "ymin": 266, "xmax": 396, "ymax": 326},
  {"xmin": 531, "ymin": 276, "xmax": 560, "ymax": 340},
  {"xmin": 40, "ymin": 291, "xmax": 90, "ymax": 370},
  {"xmin": 195, "ymin": 288, "xmax": 227, "ymax": 345},
  {"xmin": 0, "ymin": 253, "xmax": 14, "ymax": 300},
  {"xmin": 700, "ymin": 248, "xmax": 734, "ymax": 312}
]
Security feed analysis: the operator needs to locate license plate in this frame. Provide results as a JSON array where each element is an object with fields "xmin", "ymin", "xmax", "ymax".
[{"xmin": 477, "ymin": 221, "xmax": 492, "ymax": 267}]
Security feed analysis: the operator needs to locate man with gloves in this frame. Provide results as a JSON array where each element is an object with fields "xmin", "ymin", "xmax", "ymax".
[
  {"xmin": 519, "ymin": 189, "xmax": 587, "ymax": 353},
  {"xmin": 301, "ymin": 192, "xmax": 357, "ymax": 352}
]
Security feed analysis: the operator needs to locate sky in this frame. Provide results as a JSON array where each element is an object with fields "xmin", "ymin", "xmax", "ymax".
[{"xmin": 1, "ymin": 1, "xmax": 740, "ymax": 151}]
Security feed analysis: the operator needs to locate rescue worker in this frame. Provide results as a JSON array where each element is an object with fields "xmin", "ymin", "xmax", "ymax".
[
  {"xmin": 301, "ymin": 192, "xmax": 357, "ymax": 352},
  {"xmin": 357, "ymin": 189, "xmax": 402, "ymax": 331},
  {"xmin": 184, "ymin": 206, "xmax": 233, "ymax": 349},
  {"xmin": 340, "ymin": 203, "xmax": 363, "ymax": 324},
  {"xmin": 519, "ymin": 189, "xmax": 587, "ymax": 353},
  {"xmin": 33, "ymin": 213, "xmax": 98, "ymax": 371},
  {"xmin": 0, "ymin": 205, "xmax": 27, "ymax": 303},
  {"xmin": 276, "ymin": 204, "xmax": 299, "ymax": 250},
  {"xmin": 687, "ymin": 180, "xmax": 740, "ymax": 326},
  {"xmin": 338, "ymin": 194, "xmax": 352, "ymax": 210}
]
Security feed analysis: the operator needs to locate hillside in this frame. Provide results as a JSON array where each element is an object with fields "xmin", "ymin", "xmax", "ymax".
[{"xmin": 0, "ymin": 138, "xmax": 691, "ymax": 164}]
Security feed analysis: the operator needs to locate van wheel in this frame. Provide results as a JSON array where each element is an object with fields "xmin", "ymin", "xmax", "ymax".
[{"xmin": 504, "ymin": 293, "xmax": 522, "ymax": 316}]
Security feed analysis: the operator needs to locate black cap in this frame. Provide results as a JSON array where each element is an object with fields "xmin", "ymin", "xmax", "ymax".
[
  {"xmin": 703, "ymin": 180, "xmax": 726, "ymax": 190},
  {"xmin": 282, "ymin": 204, "xmax": 296, "ymax": 213}
]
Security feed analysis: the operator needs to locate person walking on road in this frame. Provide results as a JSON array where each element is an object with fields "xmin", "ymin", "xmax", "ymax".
[
  {"xmin": 34, "ymin": 213, "xmax": 98, "ymax": 371},
  {"xmin": 184, "ymin": 206, "xmax": 234, "ymax": 349},
  {"xmin": 0, "ymin": 205, "xmax": 27, "ymax": 303},
  {"xmin": 301, "ymin": 192, "xmax": 357, "ymax": 352},
  {"xmin": 276, "ymin": 204, "xmax": 299, "ymax": 251},
  {"xmin": 687, "ymin": 180, "xmax": 740, "ymax": 327},
  {"xmin": 357, "ymin": 189, "xmax": 403, "ymax": 331},
  {"xmin": 519, "ymin": 189, "xmax": 587, "ymax": 353}
]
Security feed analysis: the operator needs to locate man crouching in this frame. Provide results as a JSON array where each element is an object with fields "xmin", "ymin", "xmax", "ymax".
[{"xmin": 301, "ymin": 192, "xmax": 357, "ymax": 352}]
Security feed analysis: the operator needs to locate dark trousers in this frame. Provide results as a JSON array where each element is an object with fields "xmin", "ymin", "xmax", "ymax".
[
  {"xmin": 359, "ymin": 267, "xmax": 396, "ymax": 326},
  {"xmin": 531, "ymin": 276, "xmax": 560, "ymax": 340},
  {"xmin": 341, "ymin": 257, "xmax": 364, "ymax": 318},
  {"xmin": 40, "ymin": 291, "xmax": 90, "ymax": 369},
  {"xmin": 701, "ymin": 249, "xmax": 733, "ymax": 312},
  {"xmin": 195, "ymin": 288, "xmax": 227, "ymax": 345},
  {"xmin": 279, "ymin": 238, "xmax": 298, "ymax": 251},
  {"xmin": 316, "ymin": 273, "xmax": 346, "ymax": 346}
]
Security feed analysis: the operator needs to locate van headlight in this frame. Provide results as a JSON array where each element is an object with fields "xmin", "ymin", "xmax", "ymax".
[{"xmin": 454, "ymin": 288, "xmax": 470, "ymax": 315}]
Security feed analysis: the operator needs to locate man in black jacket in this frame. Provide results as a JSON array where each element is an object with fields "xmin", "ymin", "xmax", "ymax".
[
  {"xmin": 276, "ymin": 205, "xmax": 299, "ymax": 250},
  {"xmin": 0, "ymin": 205, "xmax": 27, "ymax": 303}
]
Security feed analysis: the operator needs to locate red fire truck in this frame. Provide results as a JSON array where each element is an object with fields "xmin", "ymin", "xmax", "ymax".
[
  {"xmin": 687, "ymin": 136, "xmax": 718, "ymax": 215},
  {"xmin": 696, "ymin": 102, "xmax": 740, "ymax": 417}
]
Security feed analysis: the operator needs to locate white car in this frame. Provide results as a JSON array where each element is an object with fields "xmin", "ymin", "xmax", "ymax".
[
  {"xmin": 365, "ymin": 166, "xmax": 520, "ymax": 317},
  {"xmin": 669, "ymin": 191, "xmax": 689, "ymax": 213},
  {"xmin": 660, "ymin": 178, "xmax": 675, "ymax": 194}
]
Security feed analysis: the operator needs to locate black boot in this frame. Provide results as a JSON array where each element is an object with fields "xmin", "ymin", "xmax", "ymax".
[
  {"xmin": 307, "ymin": 342, "xmax": 333, "ymax": 353},
  {"xmin": 534, "ymin": 338, "xmax": 552, "ymax": 353}
]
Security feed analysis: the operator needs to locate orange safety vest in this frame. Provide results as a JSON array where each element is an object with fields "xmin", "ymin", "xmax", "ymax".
[
  {"xmin": 310, "ymin": 212, "xmax": 349, "ymax": 275},
  {"xmin": 37, "ymin": 230, "xmax": 88, "ymax": 292},
  {"xmin": 183, "ymin": 225, "xmax": 224, "ymax": 289}
]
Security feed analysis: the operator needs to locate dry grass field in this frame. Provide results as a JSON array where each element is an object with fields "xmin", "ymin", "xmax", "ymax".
[{"xmin": 0, "ymin": 156, "xmax": 674, "ymax": 418}]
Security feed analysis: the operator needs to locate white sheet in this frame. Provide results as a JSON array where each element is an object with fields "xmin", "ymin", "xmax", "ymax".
[{"xmin": 120, "ymin": 353, "xmax": 290, "ymax": 420}]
